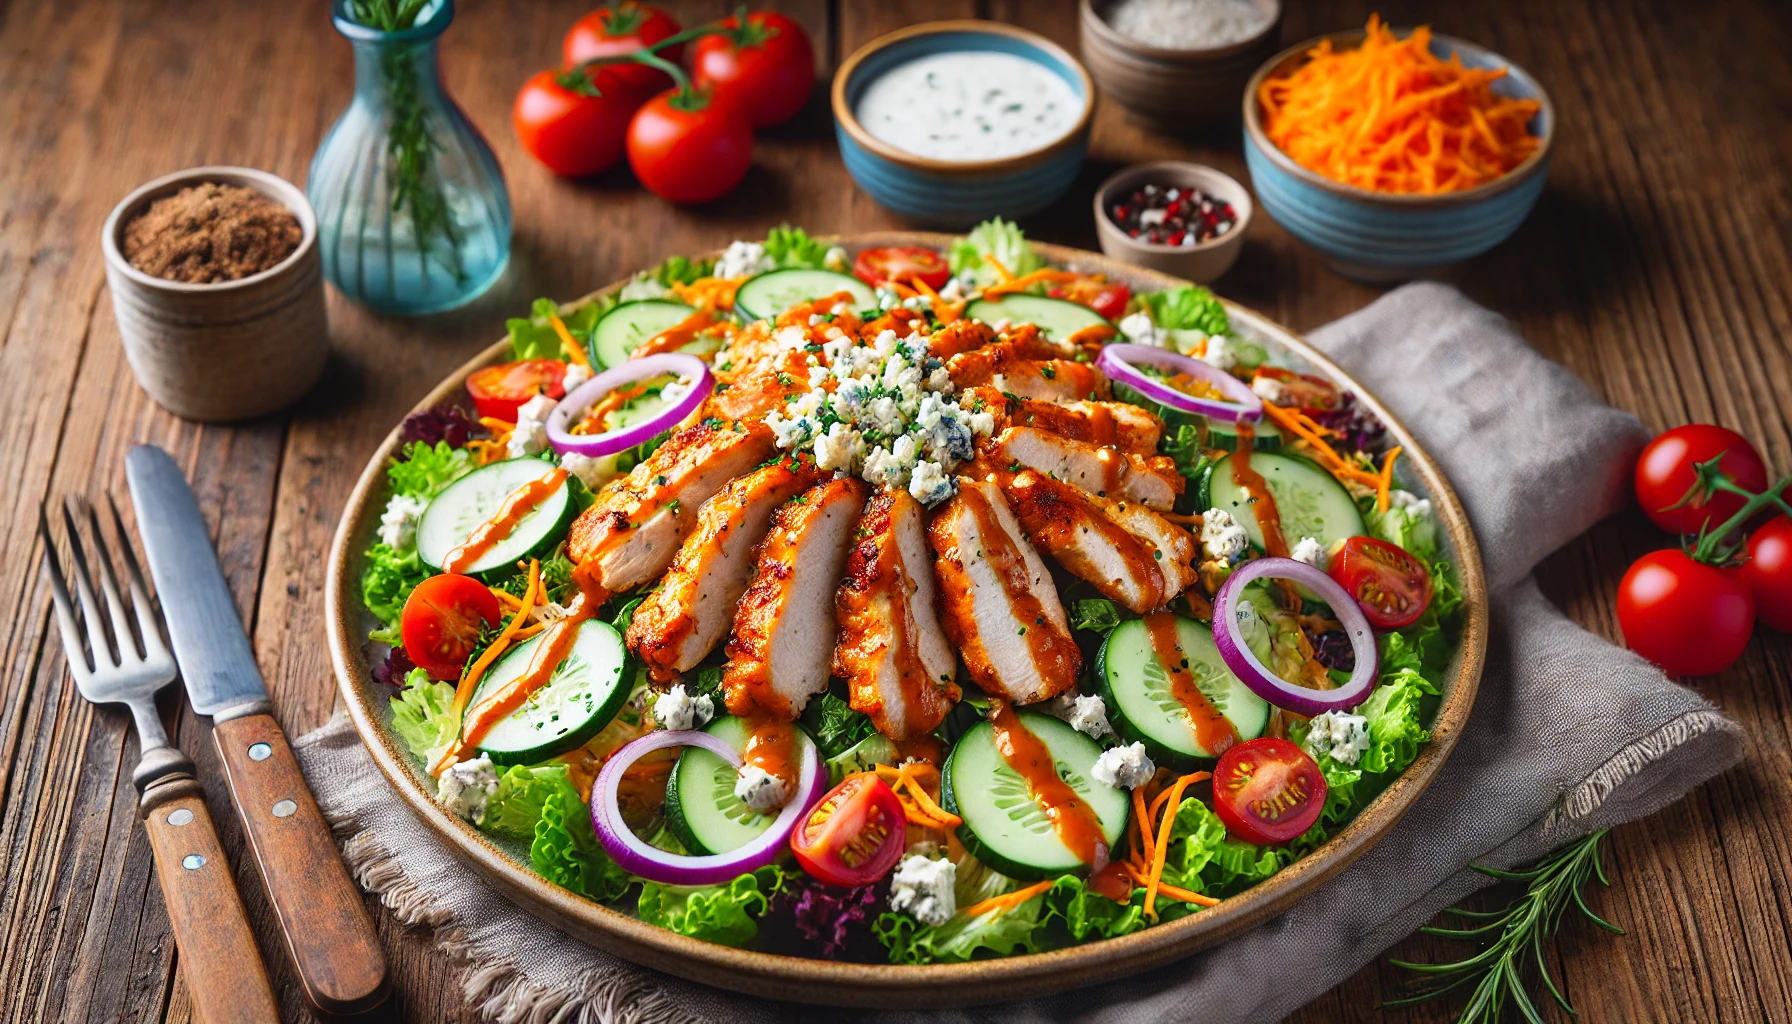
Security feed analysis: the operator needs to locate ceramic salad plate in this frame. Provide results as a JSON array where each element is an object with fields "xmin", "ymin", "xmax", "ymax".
[{"xmin": 326, "ymin": 229, "xmax": 1486, "ymax": 1007}]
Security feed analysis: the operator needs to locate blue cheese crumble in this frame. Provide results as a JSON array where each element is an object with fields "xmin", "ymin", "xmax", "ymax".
[
  {"xmin": 1046, "ymin": 692, "xmax": 1113, "ymax": 740},
  {"xmin": 436, "ymin": 754, "xmax": 500, "ymax": 821},
  {"xmin": 1091, "ymin": 741, "xmax": 1154, "ymax": 790},
  {"xmin": 652, "ymin": 683, "xmax": 715, "ymax": 731},
  {"xmin": 1200, "ymin": 507, "xmax": 1249, "ymax": 563},
  {"xmin": 889, "ymin": 854, "xmax": 957, "ymax": 926},
  {"xmin": 734, "ymin": 764, "xmax": 791, "ymax": 813},
  {"xmin": 378, "ymin": 494, "xmax": 428, "ymax": 550},
  {"xmin": 1290, "ymin": 535, "xmax": 1326, "ymax": 571},
  {"xmin": 1303, "ymin": 711, "xmax": 1370, "ymax": 765}
]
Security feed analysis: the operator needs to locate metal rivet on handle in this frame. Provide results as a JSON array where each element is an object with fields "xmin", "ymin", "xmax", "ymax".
[
  {"xmin": 248, "ymin": 742, "xmax": 272, "ymax": 761},
  {"xmin": 272, "ymin": 799, "xmax": 298, "ymax": 818},
  {"xmin": 167, "ymin": 808, "xmax": 194, "ymax": 826},
  {"xmin": 182, "ymin": 854, "xmax": 205, "ymax": 870}
]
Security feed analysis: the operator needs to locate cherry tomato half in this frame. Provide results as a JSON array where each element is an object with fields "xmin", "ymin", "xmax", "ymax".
[
  {"xmin": 1742, "ymin": 515, "xmax": 1792, "ymax": 633},
  {"xmin": 1048, "ymin": 278, "xmax": 1131, "ymax": 320},
  {"xmin": 401, "ymin": 574, "xmax": 502, "ymax": 680},
  {"xmin": 1617, "ymin": 549, "xmax": 1755, "ymax": 676},
  {"xmin": 852, "ymin": 246, "xmax": 950, "ymax": 290},
  {"xmin": 789, "ymin": 774, "xmax": 906, "ymax": 887},
  {"xmin": 1634, "ymin": 424, "xmax": 1771, "ymax": 536},
  {"xmin": 690, "ymin": 10, "xmax": 816, "ymax": 129},
  {"xmin": 627, "ymin": 89, "xmax": 754, "ymax": 204},
  {"xmin": 562, "ymin": 3, "xmax": 683, "ymax": 95},
  {"xmin": 1327, "ymin": 535, "xmax": 1433, "ymax": 629},
  {"xmin": 513, "ymin": 67, "xmax": 641, "ymax": 178},
  {"xmin": 1251, "ymin": 366, "xmax": 1342, "ymax": 413},
  {"xmin": 1212, "ymin": 737, "xmax": 1326, "ymax": 845},
  {"xmin": 466, "ymin": 359, "xmax": 567, "ymax": 422}
]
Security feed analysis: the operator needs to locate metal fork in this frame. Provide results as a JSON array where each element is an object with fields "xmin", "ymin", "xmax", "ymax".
[{"xmin": 40, "ymin": 496, "xmax": 278, "ymax": 1024}]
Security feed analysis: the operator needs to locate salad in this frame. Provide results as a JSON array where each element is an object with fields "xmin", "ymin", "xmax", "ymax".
[{"xmin": 359, "ymin": 220, "xmax": 1462, "ymax": 964}]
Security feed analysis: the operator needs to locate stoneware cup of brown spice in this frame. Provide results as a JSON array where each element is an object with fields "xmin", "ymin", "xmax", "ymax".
[{"xmin": 102, "ymin": 166, "xmax": 328, "ymax": 421}]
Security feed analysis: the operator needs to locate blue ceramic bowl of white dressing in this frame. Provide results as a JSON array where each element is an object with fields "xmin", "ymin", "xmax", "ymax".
[{"xmin": 832, "ymin": 21, "xmax": 1095, "ymax": 226}]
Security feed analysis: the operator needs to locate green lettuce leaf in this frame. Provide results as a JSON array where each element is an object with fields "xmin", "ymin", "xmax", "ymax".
[
  {"xmin": 825, "ymin": 732, "xmax": 897, "ymax": 784},
  {"xmin": 1156, "ymin": 797, "xmax": 1307, "ymax": 897},
  {"xmin": 1354, "ymin": 670, "xmax": 1436, "ymax": 776},
  {"xmin": 802, "ymin": 690, "xmax": 879, "ymax": 760},
  {"xmin": 388, "ymin": 441, "xmax": 474, "ymax": 501},
  {"xmin": 637, "ymin": 865, "xmax": 786, "ymax": 947},
  {"xmin": 762, "ymin": 225, "xmax": 838, "ymax": 270},
  {"xmin": 650, "ymin": 254, "xmax": 714, "ymax": 287},
  {"xmin": 389, "ymin": 672, "xmax": 457, "ymax": 764},
  {"xmin": 1069, "ymin": 597, "xmax": 1125, "ymax": 635},
  {"xmin": 1044, "ymin": 877, "xmax": 1152, "ymax": 940},
  {"xmin": 1141, "ymin": 285, "xmax": 1230, "ymax": 336},
  {"xmin": 875, "ymin": 892, "xmax": 1053, "ymax": 964},
  {"xmin": 505, "ymin": 296, "xmax": 614, "ymax": 363},
  {"xmin": 362, "ymin": 542, "xmax": 430, "ymax": 628},
  {"xmin": 482, "ymin": 763, "xmax": 575, "ymax": 840},
  {"xmin": 531, "ymin": 782, "xmax": 631, "ymax": 902},
  {"xmin": 1363, "ymin": 501, "xmax": 1439, "ymax": 563},
  {"xmin": 947, "ymin": 217, "xmax": 1043, "ymax": 287}
]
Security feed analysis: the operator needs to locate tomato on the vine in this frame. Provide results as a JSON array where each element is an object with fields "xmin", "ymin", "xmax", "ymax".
[
  {"xmin": 627, "ymin": 89, "xmax": 754, "ymax": 204},
  {"xmin": 1048, "ymin": 278, "xmax": 1131, "ymax": 320},
  {"xmin": 562, "ymin": 3, "xmax": 683, "ymax": 95},
  {"xmin": 1212, "ymin": 738, "xmax": 1326, "ymax": 845},
  {"xmin": 513, "ymin": 68, "xmax": 640, "ymax": 178},
  {"xmin": 1327, "ymin": 535, "xmax": 1433, "ymax": 629},
  {"xmin": 1742, "ymin": 516, "xmax": 1792, "ymax": 632},
  {"xmin": 466, "ymin": 359, "xmax": 567, "ymax": 421},
  {"xmin": 852, "ymin": 247, "xmax": 951, "ymax": 290},
  {"xmin": 789, "ymin": 774, "xmax": 906, "ymax": 887},
  {"xmin": 1634, "ymin": 424, "xmax": 1771, "ymax": 535},
  {"xmin": 1617, "ymin": 549, "xmax": 1754, "ymax": 676},
  {"xmin": 401, "ymin": 575, "xmax": 502, "ymax": 680},
  {"xmin": 689, "ymin": 10, "xmax": 816, "ymax": 129}
]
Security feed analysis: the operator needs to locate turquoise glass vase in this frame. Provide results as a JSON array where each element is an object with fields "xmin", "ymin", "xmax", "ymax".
[{"xmin": 308, "ymin": 0, "xmax": 510, "ymax": 315}]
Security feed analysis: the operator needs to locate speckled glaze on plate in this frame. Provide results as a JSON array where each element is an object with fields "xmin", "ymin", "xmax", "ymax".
[{"xmin": 326, "ymin": 233, "xmax": 1488, "ymax": 1009}]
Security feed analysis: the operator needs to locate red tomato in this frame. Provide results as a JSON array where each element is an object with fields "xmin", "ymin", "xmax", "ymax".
[
  {"xmin": 789, "ymin": 774, "xmax": 906, "ymax": 886},
  {"xmin": 626, "ymin": 89, "xmax": 754, "ymax": 204},
  {"xmin": 513, "ymin": 68, "xmax": 641, "ymax": 178},
  {"xmin": 1617, "ymin": 549, "xmax": 1755, "ymax": 676},
  {"xmin": 1742, "ymin": 516, "xmax": 1792, "ymax": 632},
  {"xmin": 562, "ymin": 3, "xmax": 683, "ymax": 95},
  {"xmin": 401, "ymin": 575, "xmax": 502, "ymax": 680},
  {"xmin": 1326, "ymin": 535, "xmax": 1433, "ymax": 629},
  {"xmin": 852, "ymin": 247, "xmax": 951, "ymax": 290},
  {"xmin": 689, "ymin": 11, "xmax": 816, "ymax": 129},
  {"xmin": 1251, "ymin": 366, "xmax": 1342, "ymax": 413},
  {"xmin": 1212, "ymin": 738, "xmax": 1326, "ymax": 845},
  {"xmin": 466, "ymin": 359, "xmax": 567, "ymax": 421},
  {"xmin": 1634, "ymin": 424, "xmax": 1771, "ymax": 535},
  {"xmin": 1048, "ymin": 278, "xmax": 1131, "ymax": 320}
]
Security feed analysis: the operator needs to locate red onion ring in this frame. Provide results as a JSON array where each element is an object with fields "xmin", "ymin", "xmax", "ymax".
[
  {"xmin": 1212, "ymin": 557, "xmax": 1379, "ymax": 716},
  {"xmin": 1096, "ymin": 343, "xmax": 1262, "ymax": 423},
  {"xmin": 589, "ymin": 726, "xmax": 826, "ymax": 887},
  {"xmin": 547, "ymin": 352, "xmax": 712, "ymax": 458}
]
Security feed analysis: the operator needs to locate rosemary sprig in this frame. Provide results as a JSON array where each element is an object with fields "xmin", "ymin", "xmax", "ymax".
[{"xmin": 1387, "ymin": 829, "xmax": 1623, "ymax": 1023}]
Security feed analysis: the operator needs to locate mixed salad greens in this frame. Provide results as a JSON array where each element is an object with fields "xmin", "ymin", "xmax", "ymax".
[{"xmin": 360, "ymin": 219, "xmax": 1462, "ymax": 964}]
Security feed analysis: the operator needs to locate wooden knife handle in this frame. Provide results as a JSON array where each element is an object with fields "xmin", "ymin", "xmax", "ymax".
[
  {"xmin": 142, "ymin": 777, "xmax": 281, "ymax": 1024},
  {"xmin": 214, "ymin": 712, "xmax": 390, "ymax": 1016}
]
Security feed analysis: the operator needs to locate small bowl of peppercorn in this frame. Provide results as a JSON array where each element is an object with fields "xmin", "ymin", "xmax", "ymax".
[{"xmin": 1093, "ymin": 160, "xmax": 1253, "ymax": 283}]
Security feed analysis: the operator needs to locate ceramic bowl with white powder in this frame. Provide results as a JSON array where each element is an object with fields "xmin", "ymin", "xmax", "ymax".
[{"xmin": 1078, "ymin": 0, "xmax": 1282, "ymax": 124}]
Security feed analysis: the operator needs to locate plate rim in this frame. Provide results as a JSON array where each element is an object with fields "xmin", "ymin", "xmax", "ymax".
[{"xmin": 325, "ymin": 231, "xmax": 1488, "ymax": 1008}]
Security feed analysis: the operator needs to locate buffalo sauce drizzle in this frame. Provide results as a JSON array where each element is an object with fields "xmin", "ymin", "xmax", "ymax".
[
  {"xmin": 632, "ymin": 308, "xmax": 718, "ymax": 359},
  {"xmin": 1144, "ymin": 611, "xmax": 1240, "ymax": 757},
  {"xmin": 1231, "ymin": 424, "xmax": 1301, "ymax": 609},
  {"xmin": 442, "ymin": 467, "xmax": 569, "ymax": 575},
  {"xmin": 987, "ymin": 698, "xmax": 1130, "ymax": 901},
  {"xmin": 956, "ymin": 484, "xmax": 1080, "ymax": 682}
]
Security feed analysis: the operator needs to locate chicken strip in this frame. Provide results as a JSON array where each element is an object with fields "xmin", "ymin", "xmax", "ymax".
[
  {"xmin": 1004, "ymin": 471, "xmax": 1199, "ymax": 613},
  {"xmin": 833, "ymin": 491, "xmax": 960, "ymax": 739},
  {"xmin": 928, "ymin": 478, "xmax": 1081, "ymax": 705},
  {"xmin": 990, "ymin": 426, "xmax": 1184, "ymax": 511},
  {"xmin": 567, "ymin": 422, "xmax": 775, "ymax": 595},
  {"xmin": 926, "ymin": 318, "xmax": 999, "ymax": 359},
  {"xmin": 1008, "ymin": 399, "xmax": 1163, "ymax": 455},
  {"xmin": 724, "ymin": 477, "xmax": 871, "ymax": 718},
  {"xmin": 1103, "ymin": 497, "xmax": 1200, "ymax": 598},
  {"xmin": 946, "ymin": 342, "xmax": 1109, "ymax": 403}
]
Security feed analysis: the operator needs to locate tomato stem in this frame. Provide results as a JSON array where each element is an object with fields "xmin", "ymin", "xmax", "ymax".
[
  {"xmin": 1685, "ymin": 467, "xmax": 1792, "ymax": 565},
  {"xmin": 567, "ymin": 18, "xmax": 731, "ymax": 87}
]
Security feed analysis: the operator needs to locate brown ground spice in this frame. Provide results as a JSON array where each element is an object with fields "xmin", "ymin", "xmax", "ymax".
[{"xmin": 121, "ymin": 182, "xmax": 303, "ymax": 284}]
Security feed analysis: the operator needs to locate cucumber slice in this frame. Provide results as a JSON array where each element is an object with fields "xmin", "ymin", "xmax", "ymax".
[
  {"xmin": 1096, "ymin": 616, "xmax": 1269, "ymax": 764},
  {"xmin": 666, "ymin": 716, "xmax": 819, "ymax": 855},
  {"xmin": 964, "ymin": 294, "xmax": 1109, "ymax": 341},
  {"xmin": 1202, "ymin": 451, "xmax": 1366, "ymax": 552},
  {"xmin": 941, "ymin": 712, "xmax": 1129, "ymax": 880},
  {"xmin": 415, "ymin": 458, "xmax": 577, "ymax": 580},
  {"xmin": 1204, "ymin": 416, "xmax": 1282, "ymax": 452},
  {"xmin": 466, "ymin": 619, "xmax": 629, "ymax": 766},
  {"xmin": 591, "ymin": 299, "xmax": 699, "ymax": 368},
  {"xmin": 733, "ymin": 269, "xmax": 876, "ymax": 321}
]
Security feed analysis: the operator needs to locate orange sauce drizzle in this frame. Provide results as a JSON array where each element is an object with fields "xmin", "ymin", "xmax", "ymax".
[
  {"xmin": 1144, "ymin": 611, "xmax": 1241, "ymax": 757},
  {"xmin": 1231, "ymin": 425, "xmax": 1302, "ymax": 609},
  {"xmin": 987, "ymin": 698, "xmax": 1124, "ymax": 899},
  {"xmin": 455, "ymin": 565, "xmax": 608, "ymax": 754},
  {"xmin": 631, "ymin": 308, "xmax": 718, "ymax": 359},
  {"xmin": 743, "ymin": 716, "xmax": 798, "ymax": 789},
  {"xmin": 441, "ymin": 467, "xmax": 568, "ymax": 575},
  {"xmin": 957, "ymin": 486, "xmax": 1081, "ymax": 680}
]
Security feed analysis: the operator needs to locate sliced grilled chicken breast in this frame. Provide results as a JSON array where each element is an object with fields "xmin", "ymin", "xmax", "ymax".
[
  {"xmin": 626, "ymin": 456, "xmax": 827, "ymax": 681},
  {"xmin": 990, "ymin": 426, "xmax": 1184, "ymax": 511},
  {"xmin": 946, "ymin": 343, "xmax": 1110, "ymax": 403},
  {"xmin": 928, "ymin": 478, "xmax": 1081, "ymax": 705},
  {"xmin": 724, "ymin": 477, "xmax": 871, "ymax": 719},
  {"xmin": 701, "ymin": 347, "xmax": 811, "ymax": 423},
  {"xmin": 1102, "ymin": 497, "xmax": 1200, "ymax": 598},
  {"xmin": 926, "ymin": 318, "xmax": 999, "ymax": 359},
  {"xmin": 1009, "ymin": 399, "xmax": 1163, "ymax": 455},
  {"xmin": 1004, "ymin": 471, "xmax": 1200, "ymax": 612},
  {"xmin": 833, "ymin": 491, "xmax": 960, "ymax": 739},
  {"xmin": 567, "ymin": 422, "xmax": 776, "ymax": 595}
]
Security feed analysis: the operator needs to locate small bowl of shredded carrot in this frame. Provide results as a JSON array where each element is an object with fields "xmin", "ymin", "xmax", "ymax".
[{"xmin": 1241, "ymin": 15, "xmax": 1554, "ymax": 280}]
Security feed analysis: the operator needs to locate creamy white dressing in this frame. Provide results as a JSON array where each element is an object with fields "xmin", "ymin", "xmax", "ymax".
[{"xmin": 855, "ymin": 51, "xmax": 1084, "ymax": 162}]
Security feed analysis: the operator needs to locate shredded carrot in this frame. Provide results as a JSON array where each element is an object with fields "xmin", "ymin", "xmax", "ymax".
[
  {"xmin": 907, "ymin": 275, "xmax": 968, "ymax": 326},
  {"xmin": 1376, "ymin": 445, "xmax": 1403, "ymax": 512},
  {"xmin": 962, "ymin": 879, "xmax": 1054, "ymax": 919},
  {"xmin": 981, "ymin": 268, "xmax": 1084, "ymax": 299},
  {"xmin": 1258, "ymin": 16, "xmax": 1542, "ymax": 195},
  {"xmin": 1258, "ymin": 401, "xmax": 1386, "ymax": 491},
  {"xmin": 668, "ymin": 276, "xmax": 744, "ymax": 311},
  {"xmin": 1152, "ymin": 881, "xmax": 1223, "ymax": 907},
  {"xmin": 874, "ymin": 763, "xmax": 962, "ymax": 829},
  {"xmin": 491, "ymin": 588, "xmax": 524, "ymax": 609},
  {"xmin": 1130, "ymin": 786, "xmax": 1155, "ymax": 866},
  {"xmin": 478, "ymin": 416, "xmax": 517, "ymax": 434},
  {"xmin": 981, "ymin": 253, "xmax": 1015, "ymax": 283},
  {"xmin": 547, "ymin": 315, "xmax": 591, "ymax": 368},
  {"xmin": 1143, "ymin": 773, "xmax": 1198, "ymax": 920},
  {"xmin": 431, "ymin": 561, "xmax": 540, "ymax": 776}
]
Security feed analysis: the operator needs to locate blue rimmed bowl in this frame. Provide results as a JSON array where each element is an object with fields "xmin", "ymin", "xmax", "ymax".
[
  {"xmin": 1242, "ymin": 30, "xmax": 1554, "ymax": 282},
  {"xmin": 832, "ymin": 20, "xmax": 1095, "ymax": 226}
]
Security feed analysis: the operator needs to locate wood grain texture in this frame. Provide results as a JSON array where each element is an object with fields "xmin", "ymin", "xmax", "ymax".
[
  {"xmin": 213, "ymin": 713, "xmax": 388, "ymax": 1016},
  {"xmin": 140, "ymin": 780, "xmax": 280, "ymax": 1024},
  {"xmin": 0, "ymin": 0, "xmax": 1787, "ymax": 1022}
]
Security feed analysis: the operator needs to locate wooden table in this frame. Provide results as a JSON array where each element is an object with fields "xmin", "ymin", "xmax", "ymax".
[{"xmin": 2, "ymin": 0, "xmax": 1787, "ymax": 1020}]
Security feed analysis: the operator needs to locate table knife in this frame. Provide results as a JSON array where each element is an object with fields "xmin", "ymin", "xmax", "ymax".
[{"xmin": 126, "ymin": 445, "xmax": 390, "ymax": 1016}]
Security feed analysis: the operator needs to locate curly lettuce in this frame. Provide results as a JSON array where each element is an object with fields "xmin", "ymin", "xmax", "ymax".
[
  {"xmin": 1141, "ymin": 285, "xmax": 1230, "ymax": 336},
  {"xmin": 388, "ymin": 440, "xmax": 473, "ymax": 501},
  {"xmin": 532, "ymin": 782, "xmax": 631, "ymax": 902},
  {"xmin": 482, "ymin": 763, "xmax": 575, "ymax": 839},
  {"xmin": 362, "ymin": 542, "xmax": 430, "ymax": 633},
  {"xmin": 1364, "ymin": 501, "xmax": 1440, "ymax": 563},
  {"xmin": 802, "ymin": 691, "xmax": 878, "ymax": 760},
  {"xmin": 637, "ymin": 865, "xmax": 786, "ymax": 948},
  {"xmin": 506, "ymin": 295, "xmax": 613, "ymax": 362},
  {"xmin": 763, "ymin": 225, "xmax": 843, "ymax": 271},
  {"xmin": 876, "ymin": 891, "xmax": 1052, "ymax": 964},
  {"xmin": 948, "ymin": 217, "xmax": 1043, "ymax": 287},
  {"xmin": 389, "ymin": 671, "xmax": 457, "ymax": 765}
]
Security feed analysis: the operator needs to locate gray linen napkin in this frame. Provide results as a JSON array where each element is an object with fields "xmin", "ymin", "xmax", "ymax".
[{"xmin": 295, "ymin": 282, "xmax": 1744, "ymax": 1024}]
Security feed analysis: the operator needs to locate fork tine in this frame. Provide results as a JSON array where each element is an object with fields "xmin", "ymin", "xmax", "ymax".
[
  {"xmin": 38, "ymin": 504, "xmax": 93, "ymax": 681},
  {"xmin": 60, "ymin": 498, "xmax": 118, "ymax": 671},
  {"xmin": 107, "ymin": 492, "xmax": 170, "ymax": 661},
  {"xmin": 77, "ymin": 495, "xmax": 143, "ymax": 662}
]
